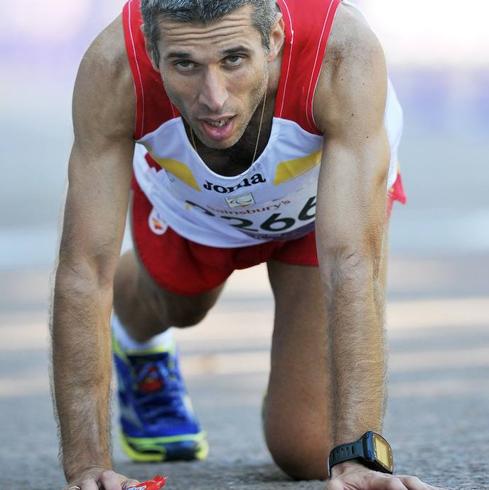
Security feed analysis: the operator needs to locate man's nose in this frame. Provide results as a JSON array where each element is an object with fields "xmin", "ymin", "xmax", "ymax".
[{"xmin": 198, "ymin": 67, "xmax": 228, "ymax": 113}]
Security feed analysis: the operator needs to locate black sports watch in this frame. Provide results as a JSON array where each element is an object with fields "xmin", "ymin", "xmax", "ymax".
[{"xmin": 328, "ymin": 431, "xmax": 394, "ymax": 476}]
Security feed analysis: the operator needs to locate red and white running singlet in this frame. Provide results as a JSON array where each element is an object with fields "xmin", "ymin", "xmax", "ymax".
[{"xmin": 122, "ymin": 0, "xmax": 405, "ymax": 248}]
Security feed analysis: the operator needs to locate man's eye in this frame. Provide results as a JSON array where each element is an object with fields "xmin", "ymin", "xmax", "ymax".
[
  {"xmin": 223, "ymin": 55, "xmax": 244, "ymax": 67},
  {"xmin": 175, "ymin": 60, "xmax": 197, "ymax": 71}
]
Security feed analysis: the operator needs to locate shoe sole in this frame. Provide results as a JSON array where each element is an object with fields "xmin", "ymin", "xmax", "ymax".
[{"xmin": 120, "ymin": 431, "xmax": 209, "ymax": 462}]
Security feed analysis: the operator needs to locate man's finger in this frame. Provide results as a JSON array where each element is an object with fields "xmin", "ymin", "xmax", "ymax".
[
  {"xmin": 327, "ymin": 475, "xmax": 409, "ymax": 490},
  {"xmin": 372, "ymin": 476, "xmax": 408, "ymax": 490},
  {"xmin": 79, "ymin": 479, "xmax": 99, "ymax": 490},
  {"xmin": 122, "ymin": 480, "xmax": 142, "ymax": 490},
  {"xmin": 99, "ymin": 470, "xmax": 132, "ymax": 490},
  {"xmin": 325, "ymin": 480, "xmax": 345, "ymax": 490},
  {"xmin": 397, "ymin": 475, "xmax": 447, "ymax": 490}
]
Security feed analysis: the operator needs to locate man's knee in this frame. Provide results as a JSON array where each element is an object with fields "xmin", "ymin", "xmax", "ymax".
[
  {"xmin": 165, "ymin": 303, "xmax": 210, "ymax": 328},
  {"xmin": 163, "ymin": 283, "xmax": 223, "ymax": 327},
  {"xmin": 114, "ymin": 250, "xmax": 220, "ymax": 324},
  {"xmin": 263, "ymin": 408, "xmax": 330, "ymax": 480},
  {"xmin": 117, "ymin": 283, "xmax": 213, "ymax": 336}
]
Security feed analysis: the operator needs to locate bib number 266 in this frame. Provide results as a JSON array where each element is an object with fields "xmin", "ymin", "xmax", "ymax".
[{"xmin": 185, "ymin": 196, "xmax": 316, "ymax": 233}]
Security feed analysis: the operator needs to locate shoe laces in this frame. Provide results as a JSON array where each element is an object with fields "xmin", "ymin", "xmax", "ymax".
[{"xmin": 131, "ymin": 353, "xmax": 190, "ymax": 422}]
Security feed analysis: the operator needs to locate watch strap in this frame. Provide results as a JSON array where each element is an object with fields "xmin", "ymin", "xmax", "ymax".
[{"xmin": 328, "ymin": 438, "xmax": 365, "ymax": 473}]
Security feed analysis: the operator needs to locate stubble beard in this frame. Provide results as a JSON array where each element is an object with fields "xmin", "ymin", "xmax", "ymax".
[{"xmin": 166, "ymin": 64, "xmax": 270, "ymax": 151}]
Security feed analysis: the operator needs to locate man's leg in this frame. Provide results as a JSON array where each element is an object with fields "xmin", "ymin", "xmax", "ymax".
[
  {"xmin": 263, "ymin": 261, "xmax": 333, "ymax": 480},
  {"xmin": 264, "ymin": 233, "xmax": 389, "ymax": 480},
  {"xmin": 111, "ymin": 250, "xmax": 224, "ymax": 462},
  {"xmin": 113, "ymin": 250, "xmax": 224, "ymax": 340}
]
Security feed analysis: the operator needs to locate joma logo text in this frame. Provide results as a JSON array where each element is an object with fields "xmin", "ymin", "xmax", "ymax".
[{"xmin": 203, "ymin": 173, "xmax": 266, "ymax": 193}]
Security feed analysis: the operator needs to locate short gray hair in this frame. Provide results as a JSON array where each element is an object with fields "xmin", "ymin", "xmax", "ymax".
[{"xmin": 141, "ymin": 0, "xmax": 278, "ymax": 66}]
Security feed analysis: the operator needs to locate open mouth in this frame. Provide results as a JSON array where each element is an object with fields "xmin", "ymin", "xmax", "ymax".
[
  {"xmin": 205, "ymin": 119, "xmax": 229, "ymax": 128},
  {"xmin": 199, "ymin": 116, "xmax": 236, "ymax": 142}
]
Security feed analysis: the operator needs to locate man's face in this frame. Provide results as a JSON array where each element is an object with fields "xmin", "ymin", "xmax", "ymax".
[{"xmin": 155, "ymin": 5, "xmax": 279, "ymax": 150}]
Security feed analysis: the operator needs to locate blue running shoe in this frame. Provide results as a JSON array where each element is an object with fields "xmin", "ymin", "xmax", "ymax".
[{"xmin": 113, "ymin": 335, "xmax": 208, "ymax": 462}]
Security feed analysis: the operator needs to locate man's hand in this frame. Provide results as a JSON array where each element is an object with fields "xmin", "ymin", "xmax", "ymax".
[
  {"xmin": 64, "ymin": 467, "xmax": 140, "ymax": 490},
  {"xmin": 327, "ymin": 462, "xmax": 445, "ymax": 490}
]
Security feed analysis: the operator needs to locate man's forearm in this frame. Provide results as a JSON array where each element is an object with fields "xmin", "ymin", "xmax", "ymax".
[
  {"xmin": 51, "ymin": 262, "xmax": 114, "ymax": 481},
  {"xmin": 323, "ymin": 249, "xmax": 386, "ymax": 445}
]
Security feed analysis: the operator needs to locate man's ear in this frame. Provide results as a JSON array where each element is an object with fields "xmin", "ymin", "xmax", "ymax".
[
  {"xmin": 267, "ymin": 13, "xmax": 285, "ymax": 62},
  {"xmin": 140, "ymin": 24, "xmax": 160, "ymax": 71}
]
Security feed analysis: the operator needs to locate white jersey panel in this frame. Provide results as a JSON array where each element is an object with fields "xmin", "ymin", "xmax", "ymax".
[
  {"xmin": 135, "ymin": 118, "xmax": 323, "ymax": 247},
  {"xmin": 385, "ymin": 79, "xmax": 403, "ymax": 188}
]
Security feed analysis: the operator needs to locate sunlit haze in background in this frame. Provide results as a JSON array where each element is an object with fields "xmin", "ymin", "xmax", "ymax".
[{"xmin": 364, "ymin": 0, "xmax": 489, "ymax": 67}]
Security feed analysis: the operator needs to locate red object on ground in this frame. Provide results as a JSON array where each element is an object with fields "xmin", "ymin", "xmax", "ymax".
[{"xmin": 126, "ymin": 475, "xmax": 167, "ymax": 489}]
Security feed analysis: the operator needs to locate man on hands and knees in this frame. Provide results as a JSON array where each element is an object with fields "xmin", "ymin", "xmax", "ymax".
[{"xmin": 51, "ymin": 0, "xmax": 442, "ymax": 488}]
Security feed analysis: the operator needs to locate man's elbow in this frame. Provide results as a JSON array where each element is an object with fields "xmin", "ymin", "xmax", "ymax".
[
  {"xmin": 317, "ymin": 238, "xmax": 383, "ymax": 296},
  {"xmin": 317, "ymin": 211, "xmax": 386, "ymax": 274},
  {"xmin": 55, "ymin": 250, "xmax": 118, "ymax": 298},
  {"xmin": 319, "ymin": 242, "xmax": 365, "ymax": 277}
]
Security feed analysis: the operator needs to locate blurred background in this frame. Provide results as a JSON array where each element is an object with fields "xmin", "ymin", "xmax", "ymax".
[{"xmin": 0, "ymin": 1, "xmax": 488, "ymax": 488}]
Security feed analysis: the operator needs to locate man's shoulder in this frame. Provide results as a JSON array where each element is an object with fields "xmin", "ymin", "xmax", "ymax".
[
  {"xmin": 80, "ymin": 15, "xmax": 129, "ymax": 83},
  {"xmin": 324, "ymin": 3, "xmax": 385, "ymax": 83},
  {"xmin": 313, "ymin": 3, "xmax": 387, "ymax": 132},
  {"xmin": 74, "ymin": 15, "xmax": 135, "ymax": 139}
]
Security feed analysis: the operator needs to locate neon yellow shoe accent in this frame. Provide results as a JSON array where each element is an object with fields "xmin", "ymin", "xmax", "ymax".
[
  {"xmin": 119, "ymin": 431, "xmax": 209, "ymax": 462},
  {"xmin": 120, "ymin": 433, "xmax": 166, "ymax": 463},
  {"xmin": 112, "ymin": 336, "xmax": 128, "ymax": 362},
  {"xmin": 195, "ymin": 438, "xmax": 209, "ymax": 461}
]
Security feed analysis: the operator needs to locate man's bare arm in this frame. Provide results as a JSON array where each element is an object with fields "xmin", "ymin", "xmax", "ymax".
[
  {"xmin": 314, "ymin": 5, "xmax": 389, "ymax": 448},
  {"xmin": 51, "ymin": 16, "xmax": 136, "ymax": 485},
  {"xmin": 314, "ymin": 7, "xmax": 440, "ymax": 489}
]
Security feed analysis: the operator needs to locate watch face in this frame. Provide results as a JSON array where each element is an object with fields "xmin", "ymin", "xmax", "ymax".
[{"xmin": 372, "ymin": 433, "xmax": 394, "ymax": 472}]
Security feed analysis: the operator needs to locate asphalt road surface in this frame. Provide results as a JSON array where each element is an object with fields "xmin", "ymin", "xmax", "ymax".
[{"xmin": 1, "ymin": 253, "xmax": 489, "ymax": 489}]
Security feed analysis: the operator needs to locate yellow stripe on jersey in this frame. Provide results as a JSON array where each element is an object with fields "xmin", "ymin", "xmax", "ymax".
[
  {"xmin": 274, "ymin": 151, "xmax": 322, "ymax": 185},
  {"xmin": 151, "ymin": 156, "xmax": 201, "ymax": 191}
]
